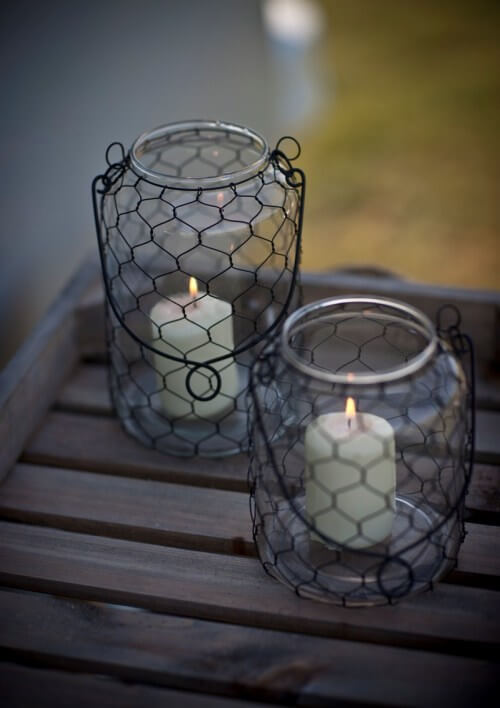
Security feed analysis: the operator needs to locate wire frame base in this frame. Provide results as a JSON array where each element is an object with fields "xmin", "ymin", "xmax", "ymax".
[{"xmin": 254, "ymin": 494, "xmax": 460, "ymax": 606}]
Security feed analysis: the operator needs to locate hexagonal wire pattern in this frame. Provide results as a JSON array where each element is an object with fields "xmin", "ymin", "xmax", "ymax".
[
  {"xmin": 92, "ymin": 121, "xmax": 305, "ymax": 456},
  {"xmin": 249, "ymin": 297, "xmax": 474, "ymax": 606}
]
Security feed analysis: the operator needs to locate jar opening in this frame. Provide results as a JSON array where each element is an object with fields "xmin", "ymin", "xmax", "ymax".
[
  {"xmin": 129, "ymin": 120, "xmax": 269, "ymax": 189},
  {"xmin": 281, "ymin": 296, "xmax": 438, "ymax": 385}
]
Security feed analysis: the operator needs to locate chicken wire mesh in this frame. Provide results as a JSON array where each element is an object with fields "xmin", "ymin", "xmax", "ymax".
[
  {"xmin": 92, "ymin": 120, "xmax": 305, "ymax": 456},
  {"xmin": 249, "ymin": 297, "xmax": 474, "ymax": 606}
]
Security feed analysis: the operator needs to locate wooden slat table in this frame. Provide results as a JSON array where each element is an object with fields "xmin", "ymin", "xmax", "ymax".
[{"xmin": 1, "ymin": 260, "xmax": 499, "ymax": 707}]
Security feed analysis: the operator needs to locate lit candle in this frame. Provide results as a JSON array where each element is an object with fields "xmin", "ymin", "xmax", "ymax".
[
  {"xmin": 149, "ymin": 277, "xmax": 239, "ymax": 420},
  {"xmin": 305, "ymin": 398, "xmax": 396, "ymax": 549}
]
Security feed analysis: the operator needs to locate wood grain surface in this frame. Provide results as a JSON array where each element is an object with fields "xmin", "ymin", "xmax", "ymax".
[
  {"xmin": 22, "ymin": 411, "xmax": 248, "ymax": 491},
  {"xmin": 0, "ymin": 591, "xmax": 497, "ymax": 707},
  {"xmin": 0, "ymin": 463, "xmax": 499, "ymax": 583},
  {"xmin": 0, "ymin": 463, "xmax": 253, "ymax": 556},
  {"xmin": 1, "ymin": 261, "xmax": 499, "ymax": 707},
  {"xmin": 0, "ymin": 261, "xmax": 98, "ymax": 482},
  {"xmin": 0, "ymin": 662, "xmax": 271, "ymax": 708},
  {"xmin": 0, "ymin": 522, "xmax": 499, "ymax": 656}
]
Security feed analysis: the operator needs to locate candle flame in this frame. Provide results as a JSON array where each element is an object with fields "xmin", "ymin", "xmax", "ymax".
[
  {"xmin": 189, "ymin": 276, "xmax": 198, "ymax": 299},
  {"xmin": 345, "ymin": 397, "xmax": 356, "ymax": 419}
]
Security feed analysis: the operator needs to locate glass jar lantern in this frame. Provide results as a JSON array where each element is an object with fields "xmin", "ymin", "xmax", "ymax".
[
  {"xmin": 92, "ymin": 120, "xmax": 305, "ymax": 457},
  {"xmin": 249, "ymin": 297, "xmax": 474, "ymax": 606}
]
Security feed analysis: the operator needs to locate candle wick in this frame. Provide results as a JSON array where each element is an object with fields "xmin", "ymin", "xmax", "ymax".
[{"xmin": 348, "ymin": 417, "xmax": 352, "ymax": 430}]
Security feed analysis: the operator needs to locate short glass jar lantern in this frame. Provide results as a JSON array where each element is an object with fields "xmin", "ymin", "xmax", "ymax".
[
  {"xmin": 249, "ymin": 296, "xmax": 474, "ymax": 606},
  {"xmin": 92, "ymin": 120, "xmax": 305, "ymax": 456}
]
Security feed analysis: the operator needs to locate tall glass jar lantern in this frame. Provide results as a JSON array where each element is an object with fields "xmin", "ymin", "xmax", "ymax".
[
  {"xmin": 249, "ymin": 297, "xmax": 474, "ymax": 606},
  {"xmin": 92, "ymin": 121, "xmax": 305, "ymax": 457}
]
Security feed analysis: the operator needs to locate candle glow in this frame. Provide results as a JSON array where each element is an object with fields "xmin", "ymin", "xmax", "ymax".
[
  {"xmin": 345, "ymin": 397, "xmax": 356, "ymax": 419},
  {"xmin": 189, "ymin": 276, "xmax": 198, "ymax": 299}
]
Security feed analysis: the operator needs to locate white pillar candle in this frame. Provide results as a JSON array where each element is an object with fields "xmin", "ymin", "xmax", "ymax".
[
  {"xmin": 149, "ymin": 278, "xmax": 239, "ymax": 420},
  {"xmin": 305, "ymin": 398, "xmax": 396, "ymax": 549}
]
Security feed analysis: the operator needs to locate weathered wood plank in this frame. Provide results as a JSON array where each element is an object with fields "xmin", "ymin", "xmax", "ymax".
[
  {"xmin": 475, "ymin": 374, "xmax": 500, "ymax": 412},
  {"xmin": 0, "ymin": 464, "xmax": 498, "ymax": 587},
  {"xmin": 454, "ymin": 523, "xmax": 500, "ymax": 589},
  {"xmin": 22, "ymin": 410, "xmax": 500, "ymax": 505},
  {"xmin": 475, "ymin": 410, "xmax": 500, "ymax": 465},
  {"xmin": 0, "ymin": 464, "xmax": 254, "ymax": 556},
  {"xmin": 452, "ymin": 524, "xmax": 500, "ymax": 590},
  {"xmin": 466, "ymin": 465, "xmax": 500, "ymax": 523},
  {"xmin": 23, "ymin": 411, "xmax": 248, "ymax": 492},
  {"xmin": 0, "ymin": 663, "xmax": 266, "ymax": 708},
  {"xmin": 0, "ymin": 261, "xmax": 99, "ymax": 483},
  {"xmin": 0, "ymin": 591, "xmax": 498, "ymax": 707},
  {"xmin": 56, "ymin": 365, "xmax": 112, "ymax": 417},
  {"xmin": 75, "ymin": 279, "xmax": 106, "ymax": 361},
  {"xmin": 0, "ymin": 523, "xmax": 499, "ymax": 655}
]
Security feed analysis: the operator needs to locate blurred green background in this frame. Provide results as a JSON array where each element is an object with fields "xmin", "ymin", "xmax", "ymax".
[
  {"xmin": 0, "ymin": 0, "xmax": 498, "ymax": 368},
  {"xmin": 299, "ymin": 0, "xmax": 499, "ymax": 287}
]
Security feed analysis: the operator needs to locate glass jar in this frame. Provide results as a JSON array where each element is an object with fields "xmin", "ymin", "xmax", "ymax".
[
  {"xmin": 92, "ymin": 120, "xmax": 305, "ymax": 457},
  {"xmin": 249, "ymin": 296, "xmax": 474, "ymax": 606}
]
